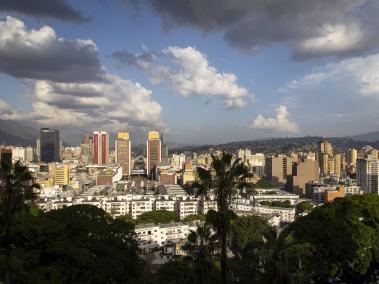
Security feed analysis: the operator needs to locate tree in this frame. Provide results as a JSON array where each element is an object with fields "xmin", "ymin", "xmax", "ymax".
[
  {"xmin": 296, "ymin": 201, "xmax": 313, "ymax": 214},
  {"xmin": 193, "ymin": 151, "xmax": 249, "ymax": 284},
  {"xmin": 260, "ymin": 200, "xmax": 293, "ymax": 208},
  {"xmin": 184, "ymin": 214, "xmax": 206, "ymax": 222},
  {"xmin": 0, "ymin": 205, "xmax": 141, "ymax": 283},
  {"xmin": 136, "ymin": 209, "xmax": 180, "ymax": 224},
  {"xmin": 277, "ymin": 195, "xmax": 379, "ymax": 283},
  {"xmin": 183, "ymin": 222, "xmax": 218, "ymax": 284},
  {"xmin": 0, "ymin": 161, "xmax": 39, "ymax": 284},
  {"xmin": 229, "ymin": 215, "xmax": 277, "ymax": 283}
]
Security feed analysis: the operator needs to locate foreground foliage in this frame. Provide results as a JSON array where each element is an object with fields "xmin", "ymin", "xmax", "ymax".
[{"xmin": 0, "ymin": 205, "xmax": 140, "ymax": 283}]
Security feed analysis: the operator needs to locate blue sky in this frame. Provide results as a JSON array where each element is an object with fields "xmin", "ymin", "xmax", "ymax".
[{"xmin": 1, "ymin": 0, "xmax": 379, "ymax": 145}]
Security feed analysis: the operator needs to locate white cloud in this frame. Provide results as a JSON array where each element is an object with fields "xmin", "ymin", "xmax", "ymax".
[
  {"xmin": 250, "ymin": 106, "xmax": 299, "ymax": 133},
  {"xmin": 295, "ymin": 23, "xmax": 365, "ymax": 58},
  {"xmin": 281, "ymin": 53, "xmax": 379, "ymax": 96},
  {"xmin": 113, "ymin": 46, "xmax": 252, "ymax": 109},
  {"xmin": 0, "ymin": 17, "xmax": 164, "ymax": 132}
]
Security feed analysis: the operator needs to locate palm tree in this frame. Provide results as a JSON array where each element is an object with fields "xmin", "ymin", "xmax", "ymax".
[
  {"xmin": 193, "ymin": 151, "xmax": 248, "ymax": 284},
  {"xmin": 184, "ymin": 222, "xmax": 218, "ymax": 284},
  {"xmin": 0, "ymin": 160, "xmax": 39, "ymax": 284}
]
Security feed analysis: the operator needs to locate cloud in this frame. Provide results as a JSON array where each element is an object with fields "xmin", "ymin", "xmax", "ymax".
[
  {"xmin": 0, "ymin": 0, "xmax": 88, "ymax": 22},
  {"xmin": 11, "ymin": 74, "xmax": 164, "ymax": 132},
  {"xmin": 250, "ymin": 106, "xmax": 299, "ymax": 133},
  {"xmin": 112, "ymin": 46, "xmax": 252, "ymax": 108},
  {"xmin": 0, "ymin": 17, "xmax": 164, "ymax": 133},
  {"xmin": 126, "ymin": 0, "xmax": 379, "ymax": 59},
  {"xmin": 281, "ymin": 53, "xmax": 379, "ymax": 96},
  {"xmin": 0, "ymin": 16, "xmax": 103, "ymax": 82}
]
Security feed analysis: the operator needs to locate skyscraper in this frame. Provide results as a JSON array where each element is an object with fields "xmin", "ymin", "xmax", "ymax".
[
  {"xmin": 115, "ymin": 131, "xmax": 131, "ymax": 176},
  {"xmin": 147, "ymin": 130, "xmax": 161, "ymax": 179},
  {"xmin": 357, "ymin": 158, "xmax": 379, "ymax": 194},
  {"xmin": 93, "ymin": 131, "xmax": 109, "ymax": 165},
  {"xmin": 319, "ymin": 140, "xmax": 333, "ymax": 175},
  {"xmin": 0, "ymin": 147, "xmax": 12, "ymax": 165},
  {"xmin": 39, "ymin": 128, "xmax": 60, "ymax": 163}
]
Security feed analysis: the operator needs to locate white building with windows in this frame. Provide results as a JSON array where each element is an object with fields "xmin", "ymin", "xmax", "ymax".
[{"xmin": 175, "ymin": 199, "xmax": 199, "ymax": 219}]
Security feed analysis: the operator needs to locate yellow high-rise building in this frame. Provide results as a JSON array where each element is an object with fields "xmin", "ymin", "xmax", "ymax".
[
  {"xmin": 49, "ymin": 163, "xmax": 70, "ymax": 186},
  {"xmin": 115, "ymin": 131, "xmax": 131, "ymax": 176},
  {"xmin": 347, "ymin": 148, "xmax": 357, "ymax": 165},
  {"xmin": 334, "ymin": 153, "xmax": 341, "ymax": 176},
  {"xmin": 147, "ymin": 130, "xmax": 161, "ymax": 179}
]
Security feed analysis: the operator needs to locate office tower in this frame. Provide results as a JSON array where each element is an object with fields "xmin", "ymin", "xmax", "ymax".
[
  {"xmin": 265, "ymin": 154, "xmax": 297, "ymax": 184},
  {"xmin": 49, "ymin": 163, "xmax": 70, "ymax": 186},
  {"xmin": 80, "ymin": 133, "xmax": 93, "ymax": 165},
  {"xmin": 147, "ymin": 130, "xmax": 161, "ymax": 179},
  {"xmin": 319, "ymin": 140, "xmax": 333, "ymax": 175},
  {"xmin": 82, "ymin": 133, "xmax": 91, "ymax": 144},
  {"xmin": 357, "ymin": 158, "xmax": 379, "ymax": 194},
  {"xmin": 368, "ymin": 148, "xmax": 378, "ymax": 159},
  {"xmin": 347, "ymin": 148, "xmax": 358, "ymax": 165},
  {"xmin": 0, "ymin": 147, "xmax": 12, "ymax": 165},
  {"xmin": 40, "ymin": 128, "xmax": 60, "ymax": 163},
  {"xmin": 93, "ymin": 131, "xmax": 109, "ymax": 165},
  {"xmin": 12, "ymin": 146, "xmax": 26, "ymax": 162},
  {"xmin": 26, "ymin": 147, "xmax": 34, "ymax": 162},
  {"xmin": 115, "ymin": 131, "xmax": 131, "ymax": 176},
  {"xmin": 287, "ymin": 159, "xmax": 320, "ymax": 196},
  {"xmin": 334, "ymin": 153, "xmax": 341, "ymax": 177},
  {"xmin": 162, "ymin": 144, "xmax": 169, "ymax": 159}
]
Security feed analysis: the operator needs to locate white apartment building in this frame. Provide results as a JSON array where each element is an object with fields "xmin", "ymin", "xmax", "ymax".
[
  {"xmin": 130, "ymin": 199, "xmax": 154, "ymax": 219},
  {"xmin": 135, "ymin": 222, "xmax": 197, "ymax": 253},
  {"xmin": 175, "ymin": 199, "xmax": 199, "ymax": 219},
  {"xmin": 102, "ymin": 199, "xmax": 130, "ymax": 217},
  {"xmin": 357, "ymin": 158, "xmax": 379, "ymax": 194},
  {"xmin": 252, "ymin": 206, "xmax": 296, "ymax": 223},
  {"xmin": 155, "ymin": 199, "xmax": 176, "ymax": 211},
  {"xmin": 200, "ymin": 199, "xmax": 218, "ymax": 214}
]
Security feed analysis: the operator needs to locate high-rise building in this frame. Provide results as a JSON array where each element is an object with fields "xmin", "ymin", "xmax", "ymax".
[
  {"xmin": 147, "ymin": 130, "xmax": 161, "ymax": 179},
  {"xmin": 0, "ymin": 147, "xmax": 12, "ymax": 165},
  {"xmin": 287, "ymin": 159, "xmax": 320, "ymax": 196},
  {"xmin": 319, "ymin": 140, "xmax": 334, "ymax": 175},
  {"xmin": 115, "ymin": 131, "xmax": 131, "ymax": 176},
  {"xmin": 80, "ymin": 133, "xmax": 93, "ymax": 165},
  {"xmin": 265, "ymin": 154, "xmax": 297, "ymax": 184},
  {"xmin": 39, "ymin": 128, "xmax": 60, "ymax": 163},
  {"xmin": 357, "ymin": 158, "xmax": 379, "ymax": 194},
  {"xmin": 49, "ymin": 163, "xmax": 70, "ymax": 186},
  {"xmin": 347, "ymin": 148, "xmax": 358, "ymax": 165},
  {"xmin": 93, "ymin": 131, "xmax": 109, "ymax": 165},
  {"xmin": 26, "ymin": 147, "xmax": 34, "ymax": 162},
  {"xmin": 334, "ymin": 153, "xmax": 341, "ymax": 177}
]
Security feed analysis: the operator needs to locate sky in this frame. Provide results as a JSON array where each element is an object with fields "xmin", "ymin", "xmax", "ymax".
[{"xmin": 1, "ymin": 0, "xmax": 379, "ymax": 145}]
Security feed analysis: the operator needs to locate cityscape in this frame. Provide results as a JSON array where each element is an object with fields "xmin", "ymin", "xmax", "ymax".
[{"xmin": 1, "ymin": 1, "xmax": 379, "ymax": 284}]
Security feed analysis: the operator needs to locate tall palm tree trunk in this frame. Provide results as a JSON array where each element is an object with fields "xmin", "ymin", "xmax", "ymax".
[
  {"xmin": 221, "ymin": 223, "xmax": 227, "ymax": 284},
  {"xmin": 4, "ymin": 221, "xmax": 12, "ymax": 284}
]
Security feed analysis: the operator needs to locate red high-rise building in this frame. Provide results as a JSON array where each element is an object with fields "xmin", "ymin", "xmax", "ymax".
[{"xmin": 93, "ymin": 131, "xmax": 109, "ymax": 165}]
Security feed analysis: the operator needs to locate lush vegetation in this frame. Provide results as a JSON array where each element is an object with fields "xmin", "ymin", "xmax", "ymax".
[
  {"xmin": 0, "ymin": 205, "xmax": 141, "ymax": 283},
  {"xmin": 259, "ymin": 200, "xmax": 294, "ymax": 208},
  {"xmin": 192, "ymin": 151, "xmax": 249, "ymax": 284},
  {"xmin": 136, "ymin": 209, "xmax": 180, "ymax": 224},
  {"xmin": 2, "ymin": 159, "xmax": 379, "ymax": 283},
  {"xmin": 183, "ymin": 214, "xmax": 206, "ymax": 222},
  {"xmin": 295, "ymin": 200, "xmax": 314, "ymax": 214},
  {"xmin": 251, "ymin": 178, "xmax": 276, "ymax": 189}
]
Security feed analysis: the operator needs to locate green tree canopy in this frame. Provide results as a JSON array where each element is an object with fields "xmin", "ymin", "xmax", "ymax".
[
  {"xmin": 136, "ymin": 209, "xmax": 179, "ymax": 224},
  {"xmin": 296, "ymin": 200, "xmax": 314, "ymax": 214},
  {"xmin": 277, "ymin": 195, "xmax": 379, "ymax": 283},
  {"xmin": 0, "ymin": 205, "xmax": 140, "ymax": 283},
  {"xmin": 183, "ymin": 214, "xmax": 206, "ymax": 222}
]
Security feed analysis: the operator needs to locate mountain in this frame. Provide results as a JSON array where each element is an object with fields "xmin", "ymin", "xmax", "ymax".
[
  {"xmin": 349, "ymin": 131, "xmax": 379, "ymax": 142},
  {"xmin": 0, "ymin": 119, "xmax": 38, "ymax": 146}
]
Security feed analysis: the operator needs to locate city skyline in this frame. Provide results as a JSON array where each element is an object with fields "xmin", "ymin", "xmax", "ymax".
[{"xmin": 1, "ymin": 1, "xmax": 379, "ymax": 145}]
